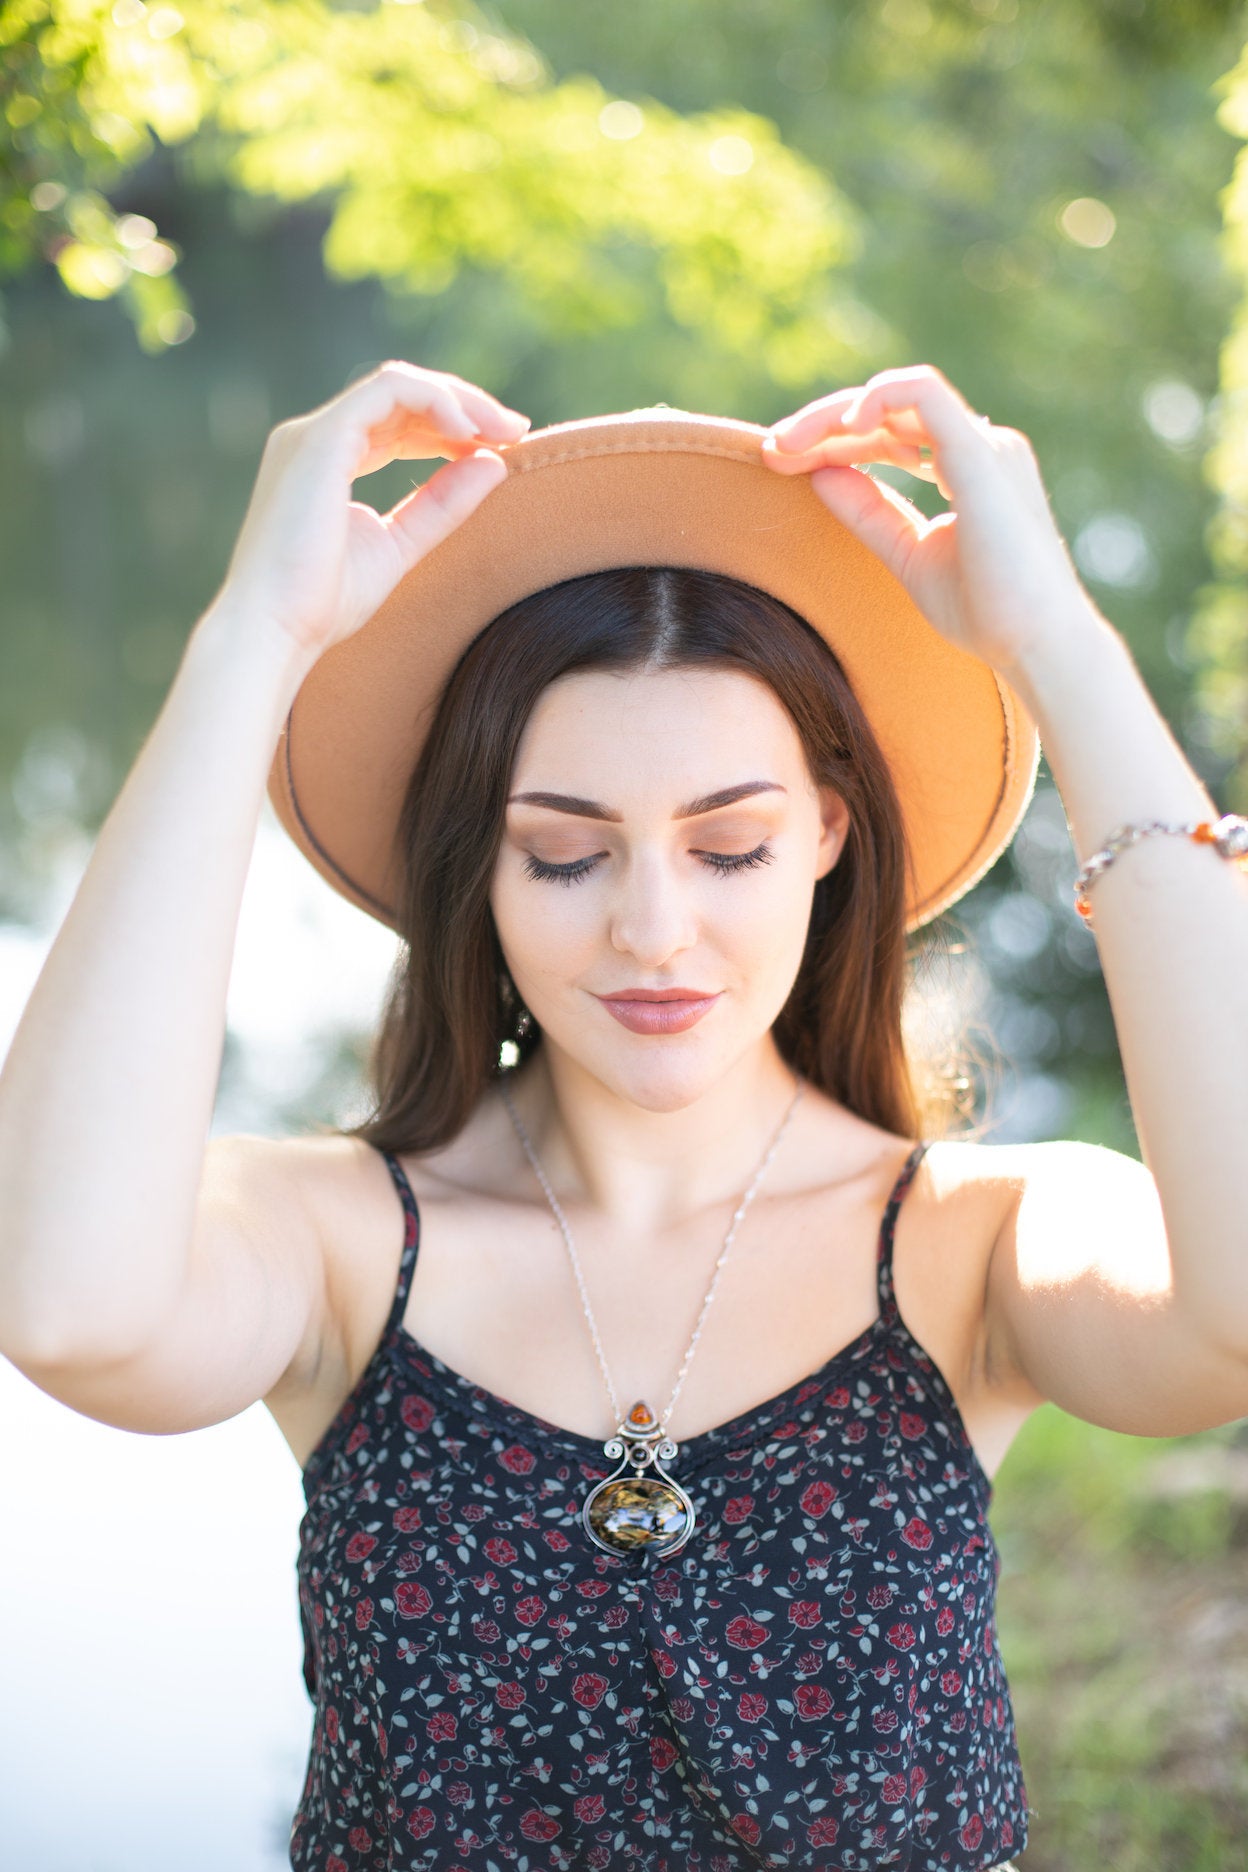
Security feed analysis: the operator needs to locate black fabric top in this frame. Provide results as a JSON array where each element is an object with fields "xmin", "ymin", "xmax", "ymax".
[{"xmin": 290, "ymin": 1137, "xmax": 1031, "ymax": 1871}]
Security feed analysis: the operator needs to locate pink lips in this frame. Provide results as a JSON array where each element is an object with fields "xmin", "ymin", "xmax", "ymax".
[{"xmin": 594, "ymin": 988, "xmax": 722, "ymax": 1035}]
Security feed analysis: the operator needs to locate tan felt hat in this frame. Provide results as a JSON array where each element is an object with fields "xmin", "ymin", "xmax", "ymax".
[{"xmin": 266, "ymin": 406, "xmax": 1040, "ymax": 933}]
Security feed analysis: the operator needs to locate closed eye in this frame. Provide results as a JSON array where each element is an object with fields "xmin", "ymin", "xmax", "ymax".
[{"xmin": 522, "ymin": 843, "xmax": 775, "ymax": 885}]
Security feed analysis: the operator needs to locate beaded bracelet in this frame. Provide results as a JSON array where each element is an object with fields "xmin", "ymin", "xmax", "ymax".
[{"xmin": 1073, "ymin": 813, "xmax": 1248, "ymax": 924}]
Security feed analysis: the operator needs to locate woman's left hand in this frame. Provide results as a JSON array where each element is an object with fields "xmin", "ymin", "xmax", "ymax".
[{"xmin": 761, "ymin": 363, "xmax": 1102, "ymax": 679}]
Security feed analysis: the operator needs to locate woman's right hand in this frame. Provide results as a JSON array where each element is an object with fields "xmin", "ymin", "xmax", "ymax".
[{"xmin": 213, "ymin": 360, "xmax": 530, "ymax": 664}]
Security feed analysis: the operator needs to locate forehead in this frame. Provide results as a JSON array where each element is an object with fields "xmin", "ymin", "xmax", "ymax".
[{"xmin": 511, "ymin": 665, "xmax": 805, "ymax": 787}]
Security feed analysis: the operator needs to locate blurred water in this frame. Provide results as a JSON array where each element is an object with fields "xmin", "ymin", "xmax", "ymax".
[{"xmin": 0, "ymin": 802, "xmax": 400, "ymax": 1870}]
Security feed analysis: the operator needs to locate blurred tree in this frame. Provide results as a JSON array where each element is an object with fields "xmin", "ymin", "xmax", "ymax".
[
  {"xmin": 1194, "ymin": 37, "xmax": 1248, "ymax": 813},
  {"xmin": 0, "ymin": 0, "xmax": 864, "ymax": 377}
]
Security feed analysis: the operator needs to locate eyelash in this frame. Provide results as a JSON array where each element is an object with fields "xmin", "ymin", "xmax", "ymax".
[{"xmin": 522, "ymin": 843, "xmax": 776, "ymax": 886}]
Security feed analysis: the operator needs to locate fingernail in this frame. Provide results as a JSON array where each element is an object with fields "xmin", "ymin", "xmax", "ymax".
[{"xmin": 768, "ymin": 424, "xmax": 804, "ymax": 453}]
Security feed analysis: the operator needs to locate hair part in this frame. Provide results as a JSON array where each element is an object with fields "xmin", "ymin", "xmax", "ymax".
[{"xmin": 332, "ymin": 566, "xmax": 992, "ymax": 1155}]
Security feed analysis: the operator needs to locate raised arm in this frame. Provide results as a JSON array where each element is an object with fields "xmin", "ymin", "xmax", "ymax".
[
  {"xmin": 763, "ymin": 362, "xmax": 1248, "ymax": 1434},
  {"xmin": 0, "ymin": 363, "xmax": 527, "ymax": 1392}
]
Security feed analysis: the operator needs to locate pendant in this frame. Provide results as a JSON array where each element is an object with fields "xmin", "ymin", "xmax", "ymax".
[{"xmin": 582, "ymin": 1400, "xmax": 696, "ymax": 1558}]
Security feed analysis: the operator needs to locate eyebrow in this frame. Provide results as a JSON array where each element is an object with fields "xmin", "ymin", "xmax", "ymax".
[{"xmin": 506, "ymin": 781, "xmax": 787, "ymax": 822}]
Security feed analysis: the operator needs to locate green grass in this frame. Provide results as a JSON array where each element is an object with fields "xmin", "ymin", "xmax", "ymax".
[{"xmin": 992, "ymin": 1407, "xmax": 1248, "ymax": 1871}]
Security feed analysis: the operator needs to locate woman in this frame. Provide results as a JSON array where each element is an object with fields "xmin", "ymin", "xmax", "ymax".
[{"xmin": 2, "ymin": 360, "xmax": 1245, "ymax": 1871}]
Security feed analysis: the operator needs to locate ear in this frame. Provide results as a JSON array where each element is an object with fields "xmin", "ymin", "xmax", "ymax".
[{"xmin": 814, "ymin": 786, "xmax": 851, "ymax": 881}]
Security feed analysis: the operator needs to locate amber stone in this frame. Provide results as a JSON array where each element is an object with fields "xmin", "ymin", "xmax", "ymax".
[{"xmin": 586, "ymin": 1477, "xmax": 691, "ymax": 1552}]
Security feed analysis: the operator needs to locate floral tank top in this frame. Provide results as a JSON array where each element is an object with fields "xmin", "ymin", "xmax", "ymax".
[{"xmin": 290, "ymin": 1138, "xmax": 1032, "ymax": 1871}]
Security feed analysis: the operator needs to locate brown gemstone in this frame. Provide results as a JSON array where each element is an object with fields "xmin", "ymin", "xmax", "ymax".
[
  {"xmin": 586, "ymin": 1477, "xmax": 691, "ymax": 1552},
  {"xmin": 627, "ymin": 1400, "xmax": 655, "ymax": 1427}
]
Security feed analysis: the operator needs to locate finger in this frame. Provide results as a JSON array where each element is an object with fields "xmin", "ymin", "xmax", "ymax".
[
  {"xmin": 430, "ymin": 368, "xmax": 532, "ymax": 438},
  {"xmin": 839, "ymin": 365, "xmax": 993, "ymax": 468},
  {"xmin": 762, "ymin": 428, "xmax": 930, "ymax": 477},
  {"xmin": 381, "ymin": 449, "xmax": 510, "ymax": 575},
  {"xmin": 768, "ymin": 396, "xmax": 932, "ymax": 459},
  {"xmin": 806, "ymin": 465, "xmax": 933, "ymax": 584},
  {"xmin": 334, "ymin": 365, "xmax": 527, "ymax": 473},
  {"xmin": 370, "ymin": 362, "xmax": 530, "ymax": 444}
]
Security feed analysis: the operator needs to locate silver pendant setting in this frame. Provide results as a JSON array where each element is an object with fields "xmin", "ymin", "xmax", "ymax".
[{"xmin": 582, "ymin": 1400, "xmax": 696, "ymax": 1558}]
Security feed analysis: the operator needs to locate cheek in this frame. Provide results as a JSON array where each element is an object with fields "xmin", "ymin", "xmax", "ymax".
[{"xmin": 490, "ymin": 869, "xmax": 596, "ymax": 974}]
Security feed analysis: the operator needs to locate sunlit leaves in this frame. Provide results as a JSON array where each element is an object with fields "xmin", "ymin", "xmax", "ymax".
[{"xmin": 1, "ymin": 0, "xmax": 862, "ymax": 378}]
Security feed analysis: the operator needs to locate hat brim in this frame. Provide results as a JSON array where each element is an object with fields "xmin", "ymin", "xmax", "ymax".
[{"xmin": 266, "ymin": 407, "xmax": 1039, "ymax": 934}]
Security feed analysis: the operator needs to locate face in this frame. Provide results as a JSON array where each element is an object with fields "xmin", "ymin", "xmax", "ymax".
[{"xmin": 490, "ymin": 664, "xmax": 849, "ymax": 1112}]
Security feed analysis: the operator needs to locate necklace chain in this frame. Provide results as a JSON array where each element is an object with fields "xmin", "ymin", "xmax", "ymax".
[{"xmin": 497, "ymin": 1073, "xmax": 806, "ymax": 1437}]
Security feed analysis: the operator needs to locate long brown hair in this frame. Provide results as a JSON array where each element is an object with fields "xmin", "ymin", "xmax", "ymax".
[{"xmin": 334, "ymin": 566, "xmax": 990, "ymax": 1155}]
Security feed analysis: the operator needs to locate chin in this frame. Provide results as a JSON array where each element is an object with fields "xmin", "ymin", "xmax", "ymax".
[{"xmin": 547, "ymin": 1027, "xmax": 760, "ymax": 1114}]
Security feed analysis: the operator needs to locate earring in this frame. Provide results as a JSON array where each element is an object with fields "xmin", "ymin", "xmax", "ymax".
[{"xmin": 516, "ymin": 1007, "xmax": 533, "ymax": 1039}]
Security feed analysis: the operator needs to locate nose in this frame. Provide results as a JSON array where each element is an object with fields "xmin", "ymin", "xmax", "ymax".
[{"xmin": 607, "ymin": 849, "xmax": 700, "ymax": 968}]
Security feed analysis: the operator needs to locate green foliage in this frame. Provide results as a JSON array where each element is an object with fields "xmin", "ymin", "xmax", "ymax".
[
  {"xmin": 993, "ymin": 1408, "xmax": 1248, "ymax": 1866},
  {"xmin": 0, "ymin": 0, "xmax": 863, "ymax": 375},
  {"xmin": 1191, "ymin": 41, "xmax": 1248, "ymax": 813}
]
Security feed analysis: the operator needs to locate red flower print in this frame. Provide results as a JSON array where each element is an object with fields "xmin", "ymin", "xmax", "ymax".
[
  {"xmin": 427, "ymin": 1711, "xmax": 457, "ymax": 1741},
  {"xmin": 448, "ymin": 1782, "xmax": 472, "ymax": 1805},
  {"xmin": 652, "ymin": 1571, "xmax": 681, "ymax": 1602},
  {"xmin": 576, "ymin": 1580, "xmax": 610, "ymax": 1597},
  {"xmin": 472, "ymin": 1617, "xmax": 500, "ymax": 1642},
  {"xmin": 738, "ymin": 1692, "xmax": 768, "ymax": 1721},
  {"xmin": 886, "ymin": 1622, "xmax": 917, "ymax": 1650},
  {"xmin": 828, "ymin": 1385, "xmax": 851, "ymax": 1408},
  {"xmin": 324, "ymin": 1706, "xmax": 340, "ymax": 1744},
  {"xmin": 960, "ymin": 1815, "xmax": 984, "ymax": 1851},
  {"xmin": 393, "ymin": 1506, "xmax": 422, "ymax": 1532},
  {"xmin": 873, "ymin": 1707, "xmax": 899, "ymax": 1734},
  {"xmin": 1001, "ymin": 1819, "xmax": 1014, "ymax": 1848},
  {"xmin": 867, "ymin": 1582, "xmax": 895, "ymax": 1610},
  {"xmin": 496, "ymin": 1681, "xmax": 526, "ymax": 1710},
  {"xmin": 572, "ymin": 1672, "xmax": 609, "ymax": 1710},
  {"xmin": 543, "ymin": 1528, "xmax": 572, "ymax": 1550},
  {"xmin": 519, "ymin": 1810, "xmax": 561, "ymax": 1841},
  {"xmin": 936, "ymin": 1605, "xmax": 955, "ymax": 1635},
  {"xmin": 794, "ymin": 1683, "xmax": 833, "ymax": 1721},
  {"xmin": 788, "ymin": 1600, "xmax": 821, "ymax": 1629},
  {"xmin": 355, "ymin": 1597, "xmax": 374, "ymax": 1630},
  {"xmin": 574, "ymin": 1793, "xmax": 606, "ymax": 1823},
  {"xmin": 348, "ymin": 1828, "xmax": 371, "ymax": 1851},
  {"xmin": 800, "ymin": 1480, "xmax": 836, "ymax": 1518},
  {"xmin": 345, "ymin": 1422, "xmax": 370, "ymax": 1453},
  {"xmin": 483, "ymin": 1537, "xmax": 517, "ymax": 1566},
  {"xmin": 327, "ymin": 1858, "xmax": 348, "ymax": 1872},
  {"xmin": 730, "ymin": 1813, "xmax": 761, "ymax": 1845},
  {"xmin": 652, "ymin": 1648, "xmax": 677, "ymax": 1680},
  {"xmin": 377, "ymin": 1720, "xmax": 387, "ymax": 1760},
  {"xmin": 603, "ymin": 1603, "xmax": 628, "ymax": 1629},
  {"xmin": 901, "ymin": 1516, "xmax": 934, "ymax": 1550},
  {"xmin": 400, "ymin": 1394, "xmax": 435, "ymax": 1433},
  {"xmin": 395, "ymin": 1581, "xmax": 433, "ymax": 1619},
  {"xmin": 498, "ymin": 1444, "xmax": 536, "ymax": 1475},
  {"xmin": 345, "ymin": 1531, "xmax": 377, "ymax": 1563},
  {"xmin": 807, "ymin": 1817, "xmax": 839, "ymax": 1846},
  {"xmin": 405, "ymin": 1806, "xmax": 436, "ymax": 1839},
  {"xmin": 910, "ymin": 1765, "xmax": 927, "ymax": 1796},
  {"xmin": 725, "ymin": 1615, "xmax": 769, "ymax": 1650},
  {"xmin": 723, "ymin": 1495, "xmax": 754, "ymax": 1524},
  {"xmin": 650, "ymin": 1736, "xmax": 678, "ymax": 1770},
  {"xmin": 515, "ymin": 1595, "xmax": 544, "ymax": 1627},
  {"xmin": 844, "ymin": 1420, "xmax": 869, "ymax": 1443},
  {"xmin": 899, "ymin": 1411, "xmax": 926, "ymax": 1440},
  {"xmin": 941, "ymin": 1670, "xmax": 963, "ymax": 1697},
  {"xmin": 882, "ymin": 1772, "xmax": 907, "ymax": 1805}
]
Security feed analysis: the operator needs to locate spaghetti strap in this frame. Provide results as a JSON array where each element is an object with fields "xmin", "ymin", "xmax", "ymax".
[
  {"xmin": 876, "ymin": 1138, "xmax": 931, "ymax": 1313},
  {"xmin": 375, "ymin": 1146, "xmax": 422, "ymax": 1342}
]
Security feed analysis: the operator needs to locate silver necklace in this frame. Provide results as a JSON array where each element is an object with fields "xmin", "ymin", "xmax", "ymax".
[{"xmin": 497, "ymin": 1073, "xmax": 805, "ymax": 1559}]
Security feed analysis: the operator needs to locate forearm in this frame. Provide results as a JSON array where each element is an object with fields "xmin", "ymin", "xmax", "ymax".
[
  {"xmin": 0, "ymin": 598, "xmax": 314, "ymax": 1362},
  {"xmin": 1007, "ymin": 606, "xmax": 1248, "ymax": 1355}
]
